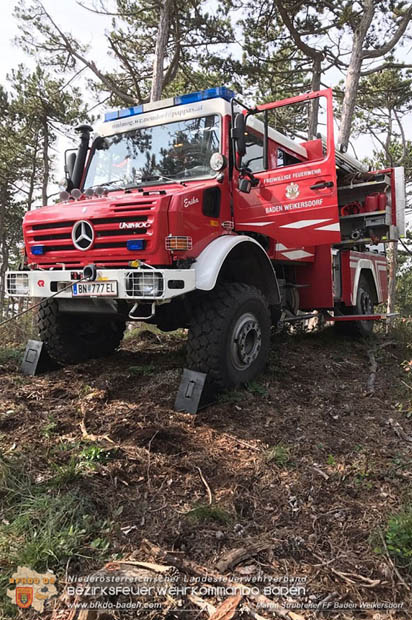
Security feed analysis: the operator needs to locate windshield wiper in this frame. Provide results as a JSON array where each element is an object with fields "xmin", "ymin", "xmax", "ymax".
[
  {"xmin": 86, "ymin": 178, "xmax": 125, "ymax": 191},
  {"xmin": 139, "ymin": 175, "xmax": 186, "ymax": 186}
]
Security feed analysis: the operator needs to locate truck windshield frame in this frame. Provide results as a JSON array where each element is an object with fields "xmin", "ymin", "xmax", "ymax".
[{"xmin": 83, "ymin": 113, "xmax": 221, "ymax": 190}]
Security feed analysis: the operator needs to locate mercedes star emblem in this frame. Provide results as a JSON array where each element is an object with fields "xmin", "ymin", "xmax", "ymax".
[{"xmin": 72, "ymin": 220, "xmax": 94, "ymax": 251}]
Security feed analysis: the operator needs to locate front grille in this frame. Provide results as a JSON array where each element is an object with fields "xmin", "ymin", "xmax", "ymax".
[{"xmin": 27, "ymin": 213, "xmax": 151, "ymax": 253}]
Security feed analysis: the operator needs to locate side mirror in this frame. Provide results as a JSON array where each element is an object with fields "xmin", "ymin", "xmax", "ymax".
[
  {"xmin": 65, "ymin": 150, "xmax": 77, "ymax": 182},
  {"xmin": 238, "ymin": 178, "xmax": 252, "ymax": 193},
  {"xmin": 231, "ymin": 113, "xmax": 246, "ymax": 158},
  {"xmin": 238, "ymin": 168, "xmax": 259, "ymax": 193}
]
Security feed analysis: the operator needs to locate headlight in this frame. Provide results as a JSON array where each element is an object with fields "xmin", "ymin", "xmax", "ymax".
[
  {"xmin": 125, "ymin": 272, "xmax": 163, "ymax": 297},
  {"xmin": 6, "ymin": 273, "xmax": 29, "ymax": 296}
]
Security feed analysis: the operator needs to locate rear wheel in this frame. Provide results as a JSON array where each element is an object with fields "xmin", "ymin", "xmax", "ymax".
[
  {"xmin": 335, "ymin": 275, "xmax": 375, "ymax": 337},
  {"xmin": 37, "ymin": 299, "xmax": 126, "ymax": 364},
  {"xmin": 187, "ymin": 283, "xmax": 271, "ymax": 389}
]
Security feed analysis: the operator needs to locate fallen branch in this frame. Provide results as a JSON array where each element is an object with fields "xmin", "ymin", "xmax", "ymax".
[
  {"xmin": 79, "ymin": 419, "xmax": 114, "ymax": 445},
  {"xmin": 216, "ymin": 541, "xmax": 272, "ymax": 573},
  {"xmin": 388, "ymin": 418, "xmax": 412, "ymax": 443},
  {"xmin": 401, "ymin": 379, "xmax": 412, "ymax": 391},
  {"xmin": 210, "ymin": 594, "xmax": 242, "ymax": 620},
  {"xmin": 188, "ymin": 593, "xmax": 217, "ymax": 615},
  {"xmin": 365, "ymin": 348, "xmax": 377, "ymax": 395},
  {"xmin": 365, "ymin": 342, "xmax": 395, "ymax": 396},
  {"xmin": 142, "ymin": 539, "xmax": 303, "ymax": 620},
  {"xmin": 311, "ymin": 466, "xmax": 329, "ymax": 481},
  {"xmin": 196, "ymin": 466, "xmax": 213, "ymax": 505}
]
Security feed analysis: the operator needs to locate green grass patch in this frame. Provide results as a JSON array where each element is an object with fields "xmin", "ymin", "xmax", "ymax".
[
  {"xmin": 0, "ymin": 346, "xmax": 24, "ymax": 367},
  {"xmin": 246, "ymin": 380, "xmax": 268, "ymax": 397},
  {"xmin": 265, "ymin": 443, "xmax": 291, "ymax": 467},
  {"xmin": 51, "ymin": 444, "xmax": 114, "ymax": 484},
  {"xmin": 128, "ymin": 363, "xmax": 156, "ymax": 376},
  {"xmin": 0, "ymin": 456, "xmax": 111, "ymax": 614},
  {"xmin": 41, "ymin": 415, "xmax": 58, "ymax": 439},
  {"xmin": 373, "ymin": 506, "xmax": 412, "ymax": 574},
  {"xmin": 384, "ymin": 507, "xmax": 412, "ymax": 572},
  {"xmin": 186, "ymin": 504, "xmax": 232, "ymax": 525},
  {"xmin": 327, "ymin": 454, "xmax": 337, "ymax": 466},
  {"xmin": 219, "ymin": 389, "xmax": 244, "ymax": 403},
  {"xmin": 123, "ymin": 322, "xmax": 162, "ymax": 341}
]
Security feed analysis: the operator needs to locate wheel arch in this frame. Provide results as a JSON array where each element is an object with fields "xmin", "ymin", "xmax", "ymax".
[
  {"xmin": 353, "ymin": 264, "xmax": 379, "ymax": 305},
  {"xmin": 194, "ymin": 235, "xmax": 281, "ymax": 306}
]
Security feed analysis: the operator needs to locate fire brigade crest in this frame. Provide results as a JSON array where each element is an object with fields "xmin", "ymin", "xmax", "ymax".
[
  {"xmin": 7, "ymin": 566, "xmax": 57, "ymax": 612},
  {"xmin": 285, "ymin": 182, "xmax": 300, "ymax": 199}
]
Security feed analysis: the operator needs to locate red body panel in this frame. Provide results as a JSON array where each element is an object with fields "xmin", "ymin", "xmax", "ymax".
[
  {"xmin": 340, "ymin": 250, "xmax": 388, "ymax": 307},
  {"xmin": 233, "ymin": 90, "xmax": 340, "ymax": 249},
  {"xmin": 295, "ymin": 245, "xmax": 334, "ymax": 309}
]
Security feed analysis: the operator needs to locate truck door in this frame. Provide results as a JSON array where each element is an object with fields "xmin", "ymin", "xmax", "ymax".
[{"xmin": 232, "ymin": 89, "xmax": 340, "ymax": 247}]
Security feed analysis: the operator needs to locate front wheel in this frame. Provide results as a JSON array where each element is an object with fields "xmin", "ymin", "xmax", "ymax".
[
  {"xmin": 37, "ymin": 299, "xmax": 126, "ymax": 364},
  {"xmin": 187, "ymin": 283, "xmax": 271, "ymax": 390}
]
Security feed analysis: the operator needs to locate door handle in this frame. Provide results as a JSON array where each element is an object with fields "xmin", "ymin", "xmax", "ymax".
[{"xmin": 310, "ymin": 180, "xmax": 334, "ymax": 190}]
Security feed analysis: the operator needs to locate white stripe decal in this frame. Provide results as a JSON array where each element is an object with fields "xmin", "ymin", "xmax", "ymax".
[
  {"xmin": 279, "ymin": 219, "xmax": 330, "ymax": 229},
  {"xmin": 236, "ymin": 222, "xmax": 272, "ymax": 227},
  {"xmin": 275, "ymin": 243, "xmax": 288, "ymax": 251},
  {"xmin": 315, "ymin": 222, "xmax": 341, "ymax": 232}
]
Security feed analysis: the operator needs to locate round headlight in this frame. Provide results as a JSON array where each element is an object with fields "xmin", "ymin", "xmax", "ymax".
[{"xmin": 210, "ymin": 152, "xmax": 227, "ymax": 172}]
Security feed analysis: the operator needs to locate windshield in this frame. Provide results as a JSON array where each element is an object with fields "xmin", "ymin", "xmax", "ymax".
[{"xmin": 84, "ymin": 114, "xmax": 220, "ymax": 188}]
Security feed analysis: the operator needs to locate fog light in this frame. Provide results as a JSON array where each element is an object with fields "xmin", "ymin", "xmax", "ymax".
[
  {"xmin": 125, "ymin": 272, "xmax": 163, "ymax": 297},
  {"xmin": 32, "ymin": 245, "xmax": 45, "ymax": 256},
  {"xmin": 165, "ymin": 236, "xmax": 192, "ymax": 251}
]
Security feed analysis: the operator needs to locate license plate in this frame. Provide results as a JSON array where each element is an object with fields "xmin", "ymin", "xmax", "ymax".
[{"xmin": 72, "ymin": 281, "xmax": 118, "ymax": 297}]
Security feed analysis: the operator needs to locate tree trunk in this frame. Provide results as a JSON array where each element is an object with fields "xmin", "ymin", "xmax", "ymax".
[
  {"xmin": 337, "ymin": 1, "xmax": 374, "ymax": 149},
  {"xmin": 386, "ymin": 240, "xmax": 398, "ymax": 333},
  {"xmin": 42, "ymin": 119, "xmax": 50, "ymax": 206},
  {"xmin": 308, "ymin": 57, "xmax": 322, "ymax": 140},
  {"xmin": 150, "ymin": 0, "xmax": 172, "ymax": 102},
  {"xmin": 27, "ymin": 135, "xmax": 39, "ymax": 211}
]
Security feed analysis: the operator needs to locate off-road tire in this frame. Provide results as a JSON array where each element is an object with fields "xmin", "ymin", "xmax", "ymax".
[
  {"xmin": 37, "ymin": 299, "xmax": 126, "ymax": 364},
  {"xmin": 334, "ymin": 275, "xmax": 375, "ymax": 337},
  {"xmin": 187, "ymin": 283, "xmax": 271, "ymax": 390}
]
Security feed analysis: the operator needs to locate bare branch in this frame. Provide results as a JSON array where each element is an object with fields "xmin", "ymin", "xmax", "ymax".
[
  {"xmin": 36, "ymin": 1, "xmax": 137, "ymax": 105},
  {"xmin": 362, "ymin": 7, "xmax": 412, "ymax": 60}
]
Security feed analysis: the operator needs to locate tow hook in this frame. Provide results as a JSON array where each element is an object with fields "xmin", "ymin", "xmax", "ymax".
[{"xmin": 83, "ymin": 264, "xmax": 97, "ymax": 281}]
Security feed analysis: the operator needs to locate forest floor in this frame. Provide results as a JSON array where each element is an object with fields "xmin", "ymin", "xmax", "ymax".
[{"xmin": 0, "ymin": 322, "xmax": 411, "ymax": 619}]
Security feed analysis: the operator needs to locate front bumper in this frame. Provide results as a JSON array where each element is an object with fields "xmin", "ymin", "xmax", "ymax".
[{"xmin": 5, "ymin": 268, "xmax": 196, "ymax": 301}]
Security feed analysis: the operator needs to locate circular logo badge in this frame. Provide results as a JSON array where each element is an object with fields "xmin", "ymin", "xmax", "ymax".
[{"xmin": 72, "ymin": 220, "xmax": 94, "ymax": 251}]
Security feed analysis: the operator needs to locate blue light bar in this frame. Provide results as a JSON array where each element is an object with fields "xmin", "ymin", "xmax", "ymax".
[
  {"xmin": 174, "ymin": 86, "xmax": 235, "ymax": 106},
  {"xmin": 104, "ymin": 110, "xmax": 119, "ymax": 122},
  {"xmin": 126, "ymin": 239, "xmax": 145, "ymax": 251},
  {"xmin": 32, "ymin": 245, "xmax": 45, "ymax": 256},
  {"xmin": 104, "ymin": 87, "xmax": 235, "ymax": 122},
  {"xmin": 118, "ymin": 105, "xmax": 143, "ymax": 119}
]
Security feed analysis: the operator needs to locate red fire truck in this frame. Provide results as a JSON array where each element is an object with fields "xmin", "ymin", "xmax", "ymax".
[{"xmin": 6, "ymin": 87, "xmax": 405, "ymax": 388}]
